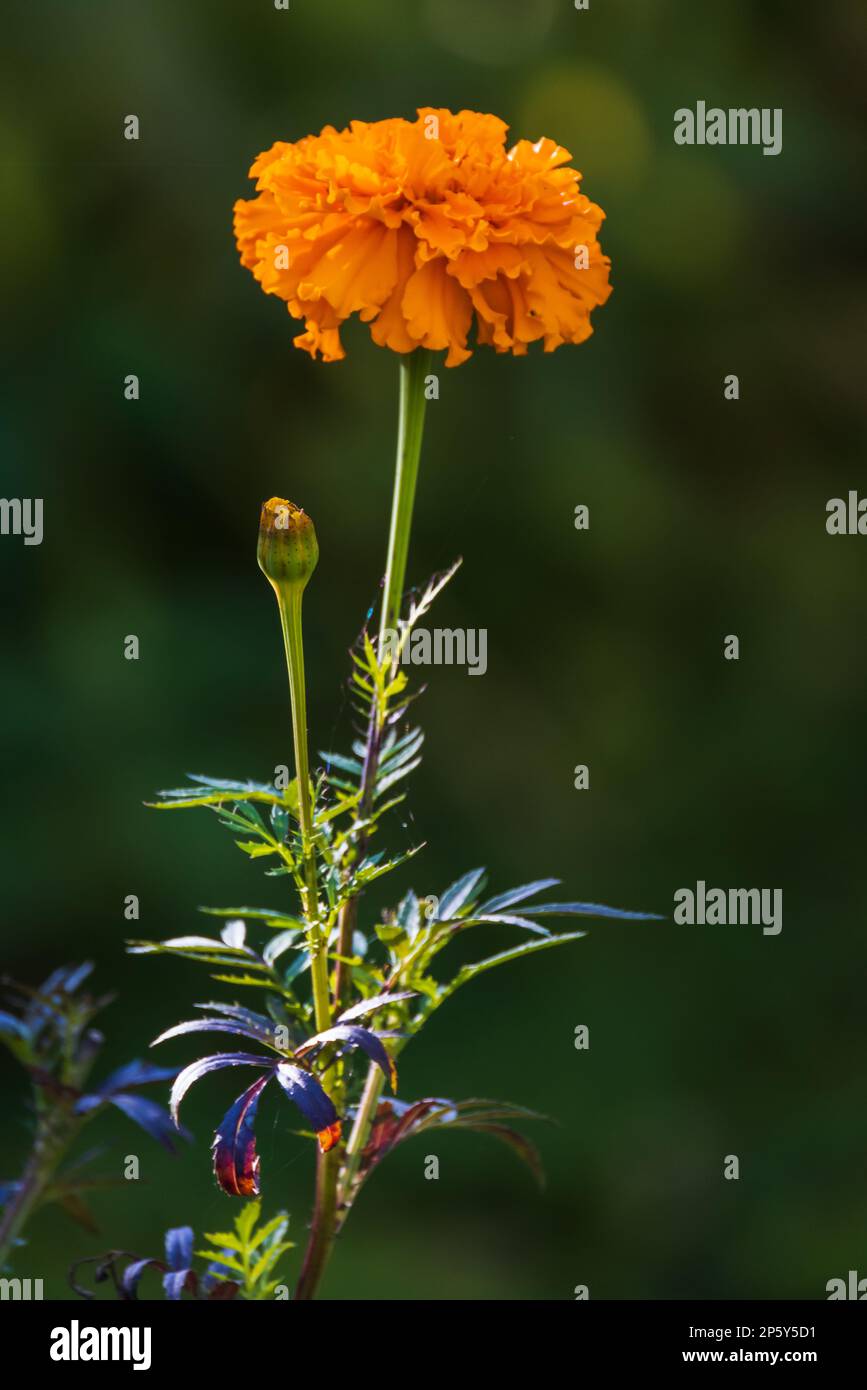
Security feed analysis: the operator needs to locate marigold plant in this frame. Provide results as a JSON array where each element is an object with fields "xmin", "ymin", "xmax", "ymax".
[{"xmin": 124, "ymin": 109, "xmax": 653, "ymax": 1302}]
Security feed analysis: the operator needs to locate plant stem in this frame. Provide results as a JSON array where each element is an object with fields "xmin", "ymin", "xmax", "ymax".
[
  {"xmin": 295, "ymin": 351, "xmax": 431, "ymax": 1298},
  {"xmin": 339, "ymin": 1062, "xmax": 385, "ymax": 1206},
  {"xmin": 378, "ymin": 348, "xmax": 432, "ymax": 644},
  {"xmin": 275, "ymin": 585, "xmax": 330, "ymax": 1034},
  {"xmin": 275, "ymin": 575, "xmax": 341, "ymax": 1299},
  {"xmin": 335, "ymin": 349, "xmax": 431, "ymax": 1199},
  {"xmin": 293, "ymin": 1147, "xmax": 339, "ymax": 1301},
  {"xmin": 333, "ymin": 348, "xmax": 431, "ymax": 1008},
  {"xmin": 0, "ymin": 1119, "xmax": 74, "ymax": 1268},
  {"xmin": 277, "ymin": 592, "xmax": 317, "ymax": 920}
]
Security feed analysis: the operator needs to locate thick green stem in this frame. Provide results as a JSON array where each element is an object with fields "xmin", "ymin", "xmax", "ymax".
[
  {"xmin": 336, "ymin": 350, "xmax": 431, "ymax": 1197},
  {"xmin": 378, "ymin": 349, "xmax": 432, "ymax": 644},
  {"xmin": 333, "ymin": 349, "xmax": 431, "ymax": 1010}
]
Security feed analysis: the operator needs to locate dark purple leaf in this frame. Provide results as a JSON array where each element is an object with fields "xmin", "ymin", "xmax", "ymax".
[
  {"xmin": 297, "ymin": 1024, "xmax": 397, "ymax": 1091},
  {"xmin": 450, "ymin": 1122, "xmax": 544, "ymax": 1187},
  {"xmin": 274, "ymin": 1063, "xmax": 341, "ymax": 1151},
  {"xmin": 212, "ymin": 1074, "xmax": 271, "ymax": 1196},
  {"xmin": 120, "ymin": 1257, "xmax": 163, "ymax": 1300},
  {"xmin": 353, "ymin": 1095, "xmax": 547, "ymax": 1198},
  {"xmin": 206, "ymin": 1280, "xmax": 241, "ymax": 1300},
  {"xmin": 163, "ymin": 1268, "xmax": 197, "ymax": 1300},
  {"xmin": 336, "ymin": 990, "xmax": 416, "ymax": 1025},
  {"xmin": 165, "ymin": 1225, "xmax": 194, "ymax": 1271},
  {"xmin": 96, "ymin": 1059, "xmax": 180, "ymax": 1096},
  {"xmin": 108, "ymin": 1094, "xmax": 189, "ymax": 1154},
  {"xmin": 168, "ymin": 1053, "xmax": 268, "ymax": 1125},
  {"xmin": 194, "ymin": 1003, "xmax": 277, "ymax": 1034},
  {"xmin": 151, "ymin": 1018, "xmax": 280, "ymax": 1050}
]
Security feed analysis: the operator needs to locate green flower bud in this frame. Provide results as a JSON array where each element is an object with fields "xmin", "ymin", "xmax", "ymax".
[{"xmin": 257, "ymin": 497, "xmax": 319, "ymax": 592}]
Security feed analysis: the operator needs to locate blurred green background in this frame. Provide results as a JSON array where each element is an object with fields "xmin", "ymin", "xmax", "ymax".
[{"xmin": 2, "ymin": 0, "xmax": 866, "ymax": 1300}]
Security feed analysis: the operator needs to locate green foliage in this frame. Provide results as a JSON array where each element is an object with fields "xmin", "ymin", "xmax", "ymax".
[
  {"xmin": 197, "ymin": 1200, "xmax": 294, "ymax": 1300},
  {"xmin": 132, "ymin": 557, "xmax": 657, "ymax": 1272}
]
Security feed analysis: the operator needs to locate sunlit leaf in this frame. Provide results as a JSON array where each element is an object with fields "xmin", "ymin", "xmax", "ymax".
[
  {"xmin": 168, "ymin": 1053, "xmax": 267, "ymax": 1126},
  {"xmin": 150, "ymin": 1018, "xmax": 280, "ymax": 1051},
  {"xmin": 297, "ymin": 1024, "xmax": 397, "ymax": 1091},
  {"xmin": 274, "ymin": 1063, "xmax": 340, "ymax": 1151},
  {"xmin": 436, "ymin": 868, "xmax": 487, "ymax": 920},
  {"xmin": 212, "ymin": 1074, "xmax": 271, "ymax": 1197},
  {"xmin": 460, "ymin": 913, "xmax": 550, "ymax": 937},
  {"xmin": 336, "ymin": 990, "xmax": 416, "ymax": 1025},
  {"xmin": 476, "ymin": 879, "xmax": 561, "ymax": 915},
  {"xmin": 450, "ymin": 931, "xmax": 587, "ymax": 990},
  {"xmin": 527, "ymin": 902, "xmax": 662, "ymax": 921}
]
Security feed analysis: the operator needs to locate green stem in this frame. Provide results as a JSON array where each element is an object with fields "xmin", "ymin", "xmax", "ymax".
[
  {"xmin": 336, "ymin": 349, "xmax": 431, "ymax": 1196},
  {"xmin": 378, "ymin": 349, "xmax": 432, "ymax": 644},
  {"xmin": 0, "ymin": 1119, "xmax": 75, "ymax": 1268},
  {"xmin": 273, "ymin": 542, "xmax": 338, "ymax": 1302},
  {"xmin": 333, "ymin": 349, "xmax": 431, "ymax": 1011},
  {"xmin": 293, "ymin": 1148, "xmax": 339, "ymax": 1301},
  {"xmin": 275, "ymin": 584, "xmax": 329, "ymax": 1034},
  {"xmin": 339, "ymin": 1063, "xmax": 385, "ymax": 1207}
]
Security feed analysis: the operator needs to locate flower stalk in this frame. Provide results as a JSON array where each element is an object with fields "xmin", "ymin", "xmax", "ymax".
[
  {"xmin": 335, "ymin": 349, "xmax": 431, "ymax": 1200},
  {"xmin": 257, "ymin": 498, "xmax": 330, "ymax": 1036},
  {"xmin": 333, "ymin": 349, "xmax": 431, "ymax": 1009}
]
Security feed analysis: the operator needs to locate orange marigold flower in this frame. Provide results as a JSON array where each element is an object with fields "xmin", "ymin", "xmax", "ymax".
[{"xmin": 233, "ymin": 108, "xmax": 611, "ymax": 367}]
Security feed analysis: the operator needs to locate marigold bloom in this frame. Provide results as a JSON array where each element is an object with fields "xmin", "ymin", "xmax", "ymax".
[{"xmin": 233, "ymin": 108, "xmax": 611, "ymax": 367}]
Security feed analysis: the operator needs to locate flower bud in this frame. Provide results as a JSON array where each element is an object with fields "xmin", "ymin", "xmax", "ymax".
[{"xmin": 257, "ymin": 497, "xmax": 319, "ymax": 592}]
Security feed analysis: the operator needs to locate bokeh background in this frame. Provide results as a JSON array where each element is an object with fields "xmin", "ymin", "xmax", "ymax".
[{"xmin": 2, "ymin": 0, "xmax": 866, "ymax": 1300}]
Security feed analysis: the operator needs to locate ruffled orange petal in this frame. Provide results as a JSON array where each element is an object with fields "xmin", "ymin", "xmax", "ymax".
[
  {"xmin": 402, "ymin": 259, "xmax": 473, "ymax": 367},
  {"xmin": 233, "ymin": 109, "xmax": 611, "ymax": 366}
]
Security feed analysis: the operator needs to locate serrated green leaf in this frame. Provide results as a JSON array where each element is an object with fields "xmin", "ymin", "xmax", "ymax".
[
  {"xmin": 234, "ymin": 840, "xmax": 281, "ymax": 859},
  {"xmin": 199, "ymin": 907, "xmax": 304, "ymax": 929},
  {"xmin": 250, "ymin": 1242, "xmax": 294, "ymax": 1285},
  {"xmin": 436, "ymin": 867, "xmax": 487, "ymax": 920},
  {"xmin": 452, "ymin": 931, "xmax": 586, "ymax": 988},
  {"xmin": 246, "ymin": 1214, "xmax": 289, "ymax": 1253},
  {"xmin": 319, "ymin": 751, "xmax": 363, "ymax": 777},
  {"xmin": 196, "ymin": 1250, "xmax": 245, "ymax": 1274},
  {"xmin": 476, "ymin": 879, "xmax": 561, "ymax": 915},
  {"xmin": 200, "ymin": 1232, "xmax": 243, "ymax": 1253},
  {"xmin": 209, "ymin": 973, "xmax": 277, "ymax": 989},
  {"xmin": 235, "ymin": 1199, "xmax": 261, "ymax": 1244}
]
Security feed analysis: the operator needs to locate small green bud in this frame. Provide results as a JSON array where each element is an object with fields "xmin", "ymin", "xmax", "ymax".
[{"xmin": 257, "ymin": 497, "xmax": 319, "ymax": 591}]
